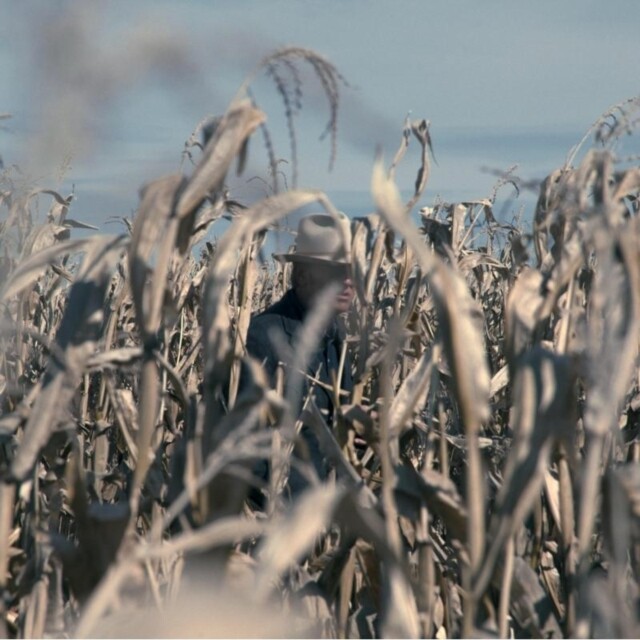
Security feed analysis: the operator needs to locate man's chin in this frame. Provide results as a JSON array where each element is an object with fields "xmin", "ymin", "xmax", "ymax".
[{"xmin": 335, "ymin": 298, "xmax": 352, "ymax": 313}]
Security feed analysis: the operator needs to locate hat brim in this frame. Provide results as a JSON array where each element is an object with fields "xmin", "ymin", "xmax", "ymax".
[{"xmin": 273, "ymin": 253, "xmax": 351, "ymax": 266}]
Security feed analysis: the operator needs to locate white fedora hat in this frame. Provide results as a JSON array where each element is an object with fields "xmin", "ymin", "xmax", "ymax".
[{"xmin": 274, "ymin": 212, "xmax": 352, "ymax": 265}]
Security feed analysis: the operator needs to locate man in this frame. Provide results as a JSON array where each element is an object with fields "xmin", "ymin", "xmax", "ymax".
[{"xmin": 245, "ymin": 212, "xmax": 355, "ymax": 497}]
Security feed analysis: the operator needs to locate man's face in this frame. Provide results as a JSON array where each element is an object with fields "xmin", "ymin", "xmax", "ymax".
[{"xmin": 304, "ymin": 262, "xmax": 354, "ymax": 313}]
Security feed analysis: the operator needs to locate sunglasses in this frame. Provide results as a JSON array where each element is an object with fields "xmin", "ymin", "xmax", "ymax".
[{"xmin": 315, "ymin": 263, "xmax": 352, "ymax": 281}]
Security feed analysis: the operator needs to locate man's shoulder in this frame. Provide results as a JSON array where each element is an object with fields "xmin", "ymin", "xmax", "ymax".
[
  {"xmin": 248, "ymin": 310, "xmax": 283, "ymax": 333},
  {"xmin": 248, "ymin": 299, "xmax": 297, "ymax": 340},
  {"xmin": 250, "ymin": 292, "xmax": 301, "ymax": 326},
  {"xmin": 246, "ymin": 296, "xmax": 300, "ymax": 363}
]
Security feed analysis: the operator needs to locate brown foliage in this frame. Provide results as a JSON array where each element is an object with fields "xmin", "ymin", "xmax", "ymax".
[{"xmin": 1, "ymin": 49, "xmax": 640, "ymax": 639}]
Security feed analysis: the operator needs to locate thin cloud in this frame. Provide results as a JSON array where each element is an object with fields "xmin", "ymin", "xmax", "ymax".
[{"xmin": 19, "ymin": 3, "xmax": 201, "ymax": 177}]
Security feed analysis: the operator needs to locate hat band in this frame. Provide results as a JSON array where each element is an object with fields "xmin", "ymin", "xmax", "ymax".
[{"xmin": 274, "ymin": 250, "xmax": 351, "ymax": 265}]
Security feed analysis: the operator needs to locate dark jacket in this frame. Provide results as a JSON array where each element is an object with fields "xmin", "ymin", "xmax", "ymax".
[{"xmin": 245, "ymin": 289, "xmax": 353, "ymax": 494}]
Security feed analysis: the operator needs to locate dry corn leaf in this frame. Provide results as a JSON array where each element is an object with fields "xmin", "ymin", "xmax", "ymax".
[
  {"xmin": 505, "ymin": 266, "xmax": 546, "ymax": 361},
  {"xmin": 175, "ymin": 99, "xmax": 266, "ymax": 235},
  {"xmin": 372, "ymin": 155, "xmax": 490, "ymax": 577},
  {"xmin": 88, "ymin": 580, "xmax": 315, "ymax": 639},
  {"xmin": 351, "ymin": 217, "xmax": 371, "ymax": 307},
  {"xmin": 0, "ymin": 484, "xmax": 15, "ymax": 596},
  {"xmin": 394, "ymin": 465, "xmax": 467, "ymax": 543},
  {"xmin": 505, "ymin": 557, "xmax": 563, "ymax": 638},
  {"xmin": 430, "ymin": 264, "xmax": 491, "ymax": 429},
  {"xmin": 407, "ymin": 119, "xmax": 433, "ymax": 209},
  {"xmin": 475, "ymin": 346, "xmax": 576, "ymax": 598},
  {"xmin": 255, "ymin": 483, "xmax": 344, "ymax": 594},
  {"xmin": 381, "ymin": 564, "xmax": 420, "ymax": 639},
  {"xmin": 23, "ymin": 577, "xmax": 48, "ymax": 639},
  {"xmin": 583, "ymin": 223, "xmax": 640, "ymax": 437},
  {"xmin": 1, "ymin": 236, "xmax": 118, "ymax": 301},
  {"xmin": 20, "ymin": 223, "xmax": 70, "ymax": 259},
  {"xmin": 371, "ymin": 157, "xmax": 490, "ymax": 431},
  {"xmin": 86, "ymin": 346, "xmax": 143, "ymax": 370},
  {"xmin": 388, "ymin": 346, "xmax": 433, "ymax": 435},
  {"xmin": 10, "ymin": 235, "xmax": 127, "ymax": 480},
  {"xmin": 128, "ymin": 173, "xmax": 185, "ymax": 342}
]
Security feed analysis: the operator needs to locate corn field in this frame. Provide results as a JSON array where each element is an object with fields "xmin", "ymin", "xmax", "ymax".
[{"xmin": 1, "ymin": 48, "xmax": 640, "ymax": 638}]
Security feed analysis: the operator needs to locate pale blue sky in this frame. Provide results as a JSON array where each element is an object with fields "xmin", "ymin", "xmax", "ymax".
[{"xmin": 2, "ymin": 1, "xmax": 639, "ymax": 226}]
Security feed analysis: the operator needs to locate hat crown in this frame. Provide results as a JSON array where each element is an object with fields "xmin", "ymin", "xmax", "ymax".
[{"xmin": 275, "ymin": 212, "xmax": 351, "ymax": 265}]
